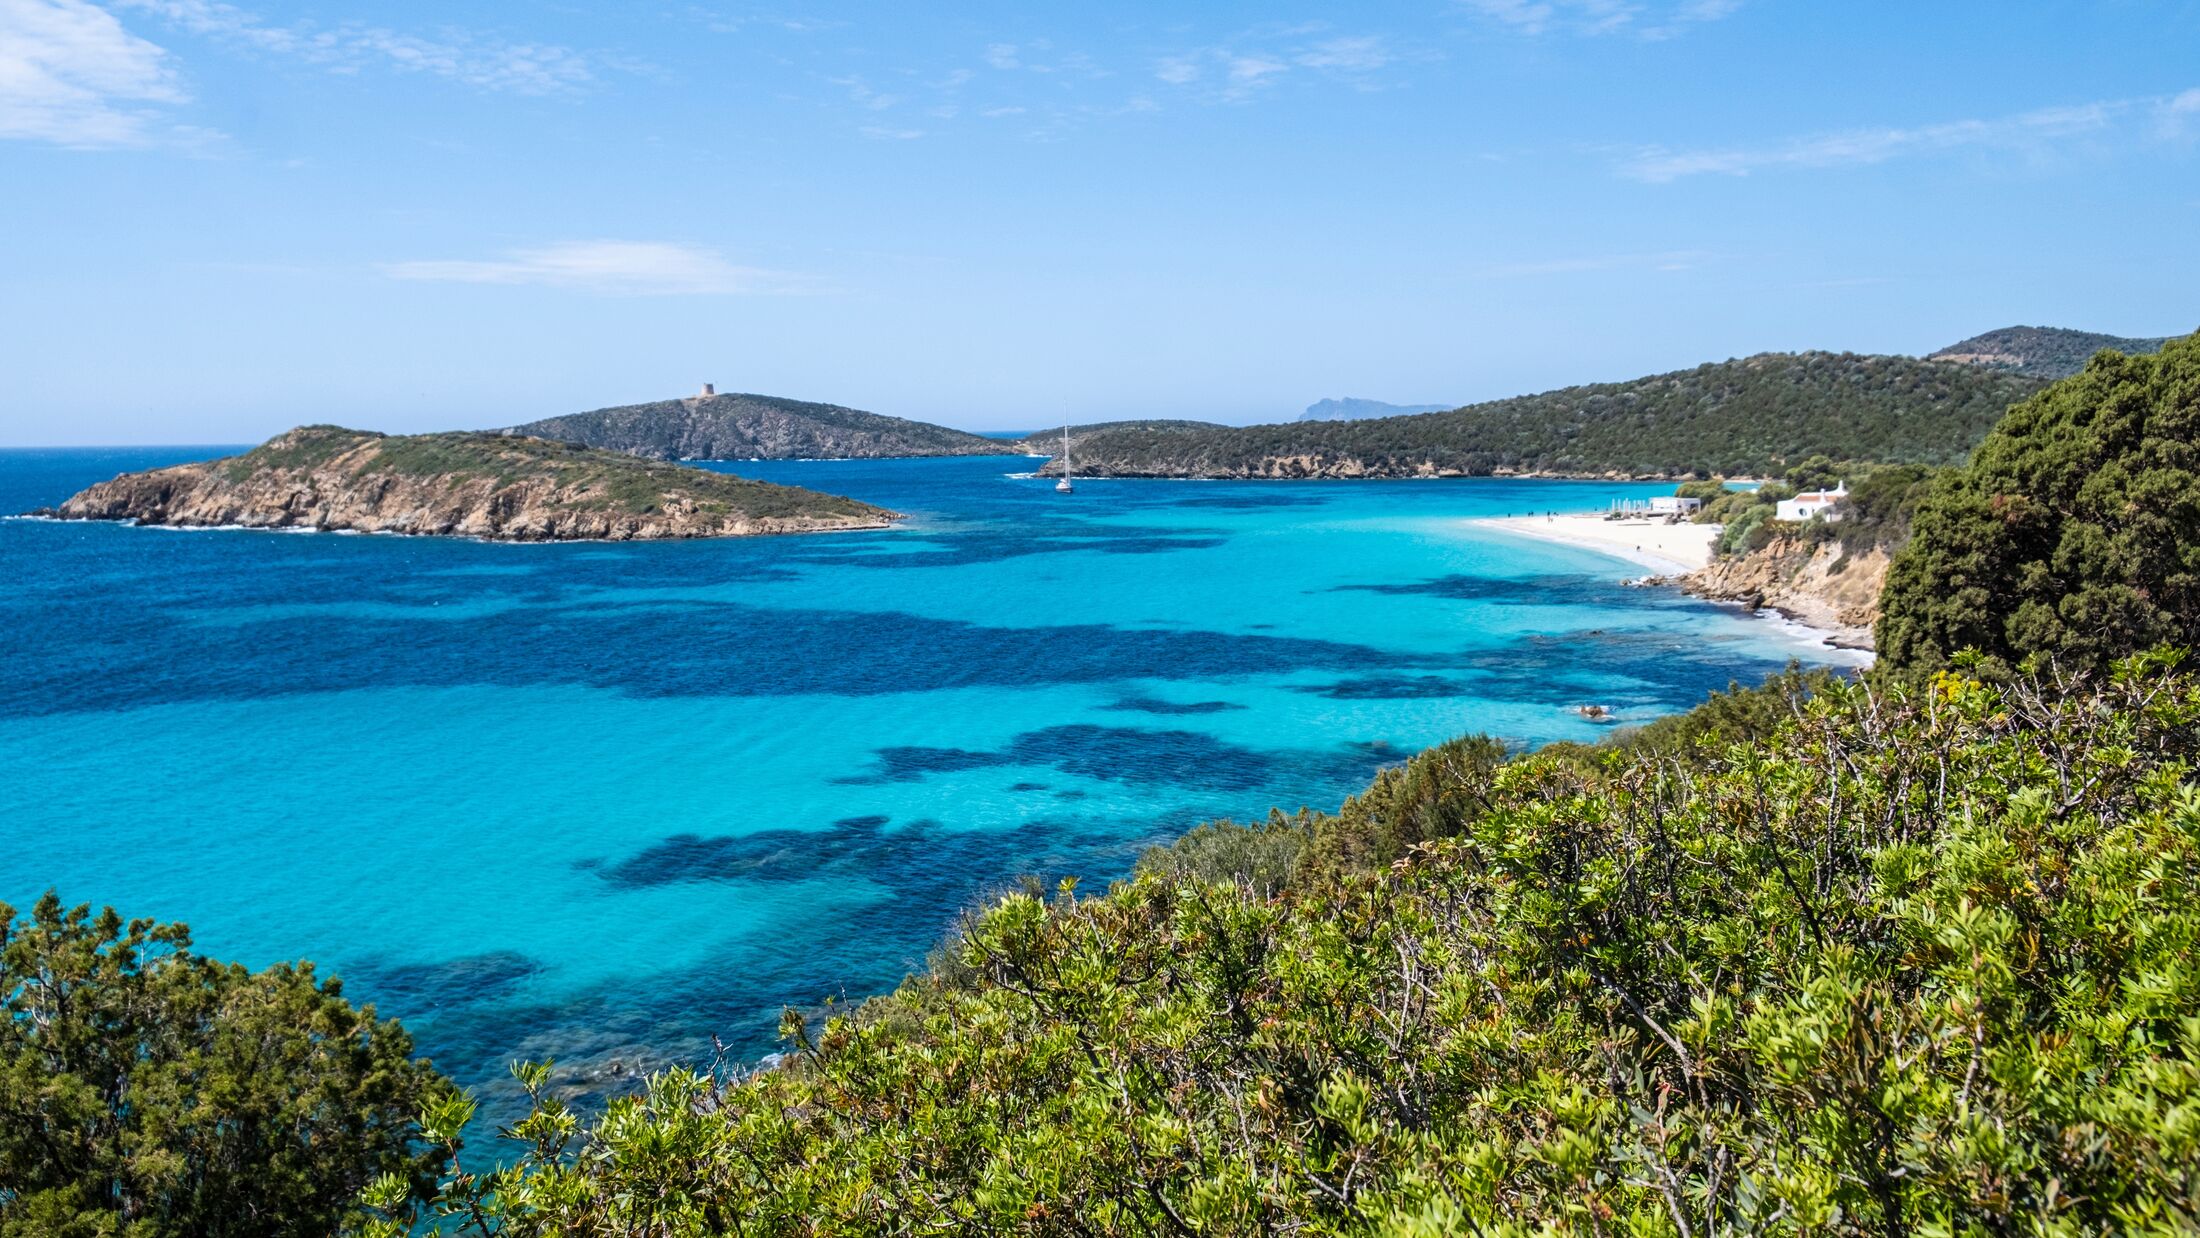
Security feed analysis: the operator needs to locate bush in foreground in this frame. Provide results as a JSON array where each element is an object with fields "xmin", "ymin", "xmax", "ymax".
[
  {"xmin": 366, "ymin": 654, "xmax": 2200, "ymax": 1235},
  {"xmin": 1880, "ymin": 330, "xmax": 2200, "ymax": 675},
  {"xmin": 0, "ymin": 895, "xmax": 447, "ymax": 1238}
]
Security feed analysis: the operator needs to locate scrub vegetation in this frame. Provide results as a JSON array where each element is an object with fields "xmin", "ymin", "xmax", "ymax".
[{"xmin": 1054, "ymin": 353, "xmax": 2041, "ymax": 481}]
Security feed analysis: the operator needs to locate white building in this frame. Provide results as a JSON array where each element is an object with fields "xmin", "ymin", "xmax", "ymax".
[
  {"xmin": 1776, "ymin": 481, "xmax": 1848, "ymax": 522},
  {"xmin": 1648, "ymin": 495, "xmax": 1703, "ymax": 515}
]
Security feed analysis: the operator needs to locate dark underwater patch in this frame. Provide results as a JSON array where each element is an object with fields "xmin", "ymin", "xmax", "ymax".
[
  {"xmin": 1297, "ymin": 675, "xmax": 1475, "ymax": 700},
  {"xmin": 344, "ymin": 950, "xmax": 540, "ymax": 1012},
  {"xmin": 834, "ymin": 724, "xmax": 1274, "ymax": 791},
  {"xmin": 1005, "ymin": 724, "xmax": 1273, "ymax": 790},
  {"xmin": 1332, "ymin": 573, "xmax": 1660, "ymax": 609},
  {"xmin": 1, "ymin": 593, "xmax": 1427, "ymax": 717},
  {"xmin": 1170, "ymin": 491, "xmax": 1330, "ymax": 510},
  {"xmin": 832, "ymin": 746, "xmax": 1013, "ymax": 785},
  {"xmin": 1451, "ymin": 629, "xmax": 1792, "ymax": 710},
  {"xmin": 1101, "ymin": 696, "xmax": 1247, "ymax": 715}
]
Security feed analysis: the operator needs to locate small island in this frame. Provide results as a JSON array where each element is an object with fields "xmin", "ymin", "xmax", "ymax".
[{"xmin": 35, "ymin": 425, "xmax": 900, "ymax": 541}]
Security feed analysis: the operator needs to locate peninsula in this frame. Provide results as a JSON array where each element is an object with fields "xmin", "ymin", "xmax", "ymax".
[
  {"xmin": 36, "ymin": 426, "xmax": 899, "ymax": 541},
  {"xmin": 1041, "ymin": 352, "xmax": 2040, "ymax": 481},
  {"xmin": 503, "ymin": 388, "xmax": 1003, "ymax": 461}
]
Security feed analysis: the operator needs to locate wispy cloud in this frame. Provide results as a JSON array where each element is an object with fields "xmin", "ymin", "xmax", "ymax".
[
  {"xmin": 0, "ymin": 0, "xmax": 200, "ymax": 147},
  {"xmin": 1458, "ymin": 0, "xmax": 1742, "ymax": 39},
  {"xmin": 1153, "ymin": 30, "xmax": 1410, "ymax": 101},
  {"xmin": 1479, "ymin": 249, "xmax": 1710, "ymax": 277},
  {"xmin": 2161, "ymin": 87, "xmax": 2200, "ymax": 140},
  {"xmin": 115, "ymin": 0, "xmax": 594, "ymax": 94},
  {"xmin": 385, "ymin": 241, "xmax": 808, "ymax": 296},
  {"xmin": 1621, "ymin": 92, "xmax": 2188, "ymax": 182},
  {"xmin": 1294, "ymin": 36, "xmax": 1394, "ymax": 73}
]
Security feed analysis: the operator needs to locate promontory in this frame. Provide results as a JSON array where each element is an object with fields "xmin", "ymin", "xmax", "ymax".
[
  {"xmin": 502, "ymin": 388, "xmax": 1003, "ymax": 461},
  {"xmin": 35, "ymin": 425, "xmax": 900, "ymax": 541}
]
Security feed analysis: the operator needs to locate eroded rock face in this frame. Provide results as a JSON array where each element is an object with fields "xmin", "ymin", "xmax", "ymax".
[
  {"xmin": 1681, "ymin": 532, "xmax": 1887, "ymax": 649},
  {"xmin": 39, "ymin": 426, "xmax": 899, "ymax": 542}
]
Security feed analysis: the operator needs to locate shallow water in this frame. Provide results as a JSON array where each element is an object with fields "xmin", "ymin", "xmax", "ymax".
[{"xmin": 0, "ymin": 449, "xmax": 1859, "ymax": 1106}]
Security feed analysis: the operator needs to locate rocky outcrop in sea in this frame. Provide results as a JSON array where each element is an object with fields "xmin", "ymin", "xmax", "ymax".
[{"xmin": 38, "ymin": 426, "xmax": 899, "ymax": 542}]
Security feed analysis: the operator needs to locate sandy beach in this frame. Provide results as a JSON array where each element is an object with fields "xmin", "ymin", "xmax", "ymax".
[{"xmin": 1469, "ymin": 513, "xmax": 1718, "ymax": 576}]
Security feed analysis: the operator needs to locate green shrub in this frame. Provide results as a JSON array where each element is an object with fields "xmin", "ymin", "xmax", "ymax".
[
  {"xmin": 1881, "ymin": 330, "xmax": 2200, "ymax": 674},
  {"xmin": 0, "ymin": 895, "xmax": 448, "ymax": 1238}
]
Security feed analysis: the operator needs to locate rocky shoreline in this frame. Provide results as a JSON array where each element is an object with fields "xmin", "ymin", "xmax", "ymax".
[
  {"xmin": 1472, "ymin": 512, "xmax": 1878, "ymax": 654},
  {"xmin": 1656, "ymin": 533, "xmax": 1885, "ymax": 652},
  {"xmin": 36, "ymin": 426, "xmax": 901, "ymax": 542}
]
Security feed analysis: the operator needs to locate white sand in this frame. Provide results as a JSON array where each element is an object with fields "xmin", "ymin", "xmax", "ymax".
[{"xmin": 1468, "ymin": 513, "xmax": 1718, "ymax": 576}]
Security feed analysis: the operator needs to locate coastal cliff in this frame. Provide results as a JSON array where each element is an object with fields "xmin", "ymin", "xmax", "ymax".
[
  {"xmin": 39, "ymin": 426, "xmax": 899, "ymax": 541},
  {"xmin": 1680, "ymin": 532, "xmax": 1887, "ymax": 649}
]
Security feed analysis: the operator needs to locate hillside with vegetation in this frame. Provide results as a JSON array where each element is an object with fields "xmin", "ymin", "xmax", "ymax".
[
  {"xmin": 1011, "ymin": 419, "xmax": 1226, "ymax": 455},
  {"xmin": 37, "ymin": 426, "xmax": 898, "ymax": 541},
  {"xmin": 1044, "ymin": 352, "xmax": 2042, "ymax": 480},
  {"xmin": 503, "ymin": 391, "xmax": 1004, "ymax": 461},
  {"xmin": 1930, "ymin": 325, "xmax": 2180, "ymax": 380}
]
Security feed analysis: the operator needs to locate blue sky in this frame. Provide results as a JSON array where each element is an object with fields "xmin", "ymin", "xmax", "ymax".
[{"xmin": 3, "ymin": 0, "xmax": 2196, "ymax": 444}]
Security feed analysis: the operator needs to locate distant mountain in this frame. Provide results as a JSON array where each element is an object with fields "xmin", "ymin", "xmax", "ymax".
[
  {"xmin": 1298, "ymin": 398, "xmax": 1454, "ymax": 422},
  {"xmin": 37, "ymin": 426, "xmax": 896, "ymax": 541},
  {"xmin": 1012, "ymin": 420, "xmax": 1225, "ymax": 455},
  {"xmin": 1930, "ymin": 326, "xmax": 2181, "ymax": 380},
  {"xmin": 1041, "ymin": 353, "xmax": 2043, "ymax": 481},
  {"xmin": 503, "ymin": 390, "xmax": 1004, "ymax": 461}
]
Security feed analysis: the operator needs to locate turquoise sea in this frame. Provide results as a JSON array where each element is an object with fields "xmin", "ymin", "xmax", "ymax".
[{"xmin": 0, "ymin": 448, "xmax": 1862, "ymax": 1109}]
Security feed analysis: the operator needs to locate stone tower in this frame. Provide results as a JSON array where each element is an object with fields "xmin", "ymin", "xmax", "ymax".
[{"xmin": 698, "ymin": 383, "xmax": 716, "ymax": 398}]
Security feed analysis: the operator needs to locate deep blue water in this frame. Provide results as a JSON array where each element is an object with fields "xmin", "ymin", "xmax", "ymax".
[{"xmin": 0, "ymin": 448, "xmax": 1858, "ymax": 1109}]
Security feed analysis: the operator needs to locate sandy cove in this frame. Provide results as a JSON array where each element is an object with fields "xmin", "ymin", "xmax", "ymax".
[
  {"xmin": 1469, "ymin": 513, "xmax": 1718, "ymax": 576},
  {"xmin": 1467, "ymin": 512, "xmax": 1877, "ymax": 659}
]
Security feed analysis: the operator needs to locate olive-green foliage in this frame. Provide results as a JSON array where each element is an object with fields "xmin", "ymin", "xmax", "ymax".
[
  {"xmin": 1931, "ymin": 325, "xmax": 2182, "ymax": 380},
  {"xmin": 1060, "ymin": 353, "xmax": 2040, "ymax": 480},
  {"xmin": 1781, "ymin": 453, "xmax": 1842, "ymax": 494},
  {"xmin": 1601, "ymin": 662, "xmax": 1842, "ymax": 756},
  {"xmin": 1698, "ymin": 465, "xmax": 1936, "ymax": 562},
  {"xmin": 1136, "ymin": 814, "xmax": 1308, "ymax": 897},
  {"xmin": 1014, "ymin": 420, "xmax": 1227, "ymax": 454},
  {"xmin": 505, "ymin": 391, "xmax": 1004, "ymax": 462},
  {"xmin": 1880, "ymin": 332, "xmax": 2200, "ymax": 675},
  {"xmin": 364, "ymin": 654, "xmax": 2200, "ymax": 1235},
  {"xmin": 1694, "ymin": 481, "xmax": 1787, "ymax": 528},
  {"xmin": 1714, "ymin": 502, "xmax": 1777, "ymax": 556},
  {"xmin": 1824, "ymin": 463, "xmax": 1936, "ymax": 556},
  {"xmin": 0, "ymin": 894, "xmax": 446, "ymax": 1238},
  {"xmin": 1281, "ymin": 734, "xmax": 1507, "ymax": 885}
]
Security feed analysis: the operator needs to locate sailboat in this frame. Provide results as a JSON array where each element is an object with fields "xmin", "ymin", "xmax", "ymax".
[{"xmin": 1055, "ymin": 426, "xmax": 1074, "ymax": 493}]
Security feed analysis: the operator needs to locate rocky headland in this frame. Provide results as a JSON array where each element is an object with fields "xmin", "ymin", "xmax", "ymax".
[
  {"xmin": 1676, "ymin": 532, "xmax": 1887, "ymax": 650},
  {"xmin": 36, "ymin": 426, "xmax": 900, "ymax": 541}
]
